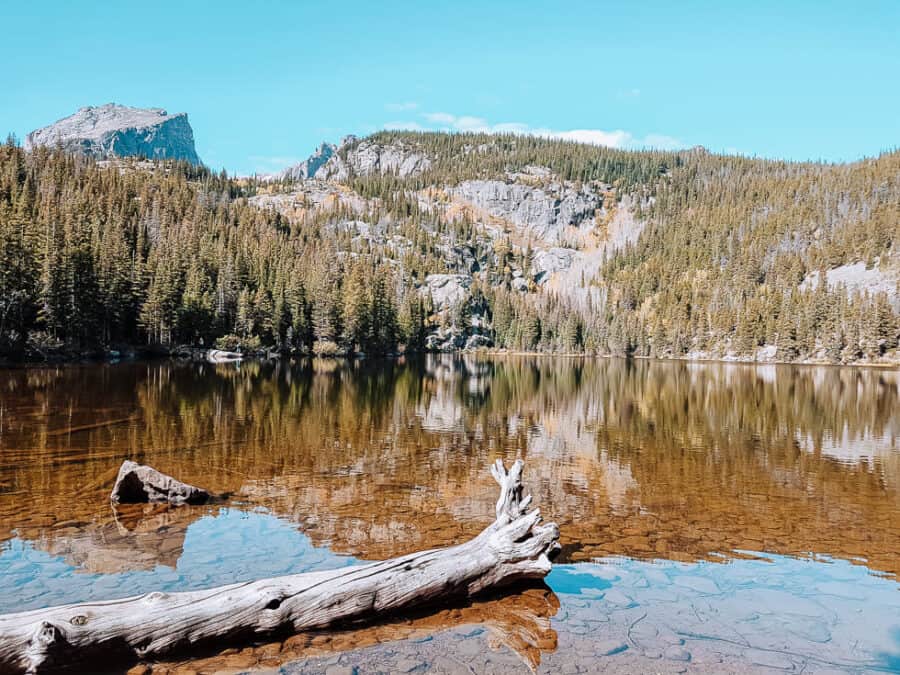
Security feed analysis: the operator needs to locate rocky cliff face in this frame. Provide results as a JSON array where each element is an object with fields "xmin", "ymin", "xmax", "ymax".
[
  {"xmin": 450, "ymin": 177, "xmax": 603, "ymax": 246},
  {"xmin": 251, "ymin": 136, "xmax": 645, "ymax": 350},
  {"xmin": 274, "ymin": 141, "xmax": 337, "ymax": 181},
  {"xmin": 25, "ymin": 103, "xmax": 201, "ymax": 165},
  {"xmin": 316, "ymin": 136, "xmax": 431, "ymax": 181}
]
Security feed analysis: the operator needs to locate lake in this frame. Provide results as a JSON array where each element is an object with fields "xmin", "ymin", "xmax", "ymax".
[{"xmin": 0, "ymin": 355, "xmax": 898, "ymax": 673}]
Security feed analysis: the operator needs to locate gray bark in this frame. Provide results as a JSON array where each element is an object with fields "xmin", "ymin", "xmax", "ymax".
[{"xmin": 0, "ymin": 460, "xmax": 559, "ymax": 674}]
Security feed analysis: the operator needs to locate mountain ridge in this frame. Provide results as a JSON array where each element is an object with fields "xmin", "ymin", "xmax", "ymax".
[
  {"xmin": 1, "ymin": 116, "xmax": 898, "ymax": 364},
  {"xmin": 25, "ymin": 103, "xmax": 201, "ymax": 165}
]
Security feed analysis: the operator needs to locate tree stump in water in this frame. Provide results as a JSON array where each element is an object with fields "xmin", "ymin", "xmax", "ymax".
[
  {"xmin": 0, "ymin": 459, "xmax": 559, "ymax": 674},
  {"xmin": 110, "ymin": 460, "xmax": 210, "ymax": 506}
]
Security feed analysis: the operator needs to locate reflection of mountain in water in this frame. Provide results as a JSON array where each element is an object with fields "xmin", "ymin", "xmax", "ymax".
[
  {"xmin": 0, "ymin": 356, "xmax": 897, "ymax": 576},
  {"xmin": 40, "ymin": 504, "xmax": 202, "ymax": 574}
]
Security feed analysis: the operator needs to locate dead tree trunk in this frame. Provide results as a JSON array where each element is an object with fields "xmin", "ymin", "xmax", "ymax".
[{"xmin": 0, "ymin": 460, "xmax": 559, "ymax": 674}]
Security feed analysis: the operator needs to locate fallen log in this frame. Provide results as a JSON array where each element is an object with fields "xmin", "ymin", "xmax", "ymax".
[
  {"xmin": 0, "ymin": 460, "xmax": 559, "ymax": 674},
  {"xmin": 110, "ymin": 460, "xmax": 210, "ymax": 506},
  {"xmin": 206, "ymin": 349, "xmax": 242, "ymax": 363}
]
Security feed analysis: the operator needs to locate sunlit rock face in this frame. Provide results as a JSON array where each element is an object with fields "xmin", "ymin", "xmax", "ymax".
[
  {"xmin": 449, "ymin": 178, "xmax": 603, "ymax": 246},
  {"xmin": 248, "ymin": 136, "xmax": 647, "ymax": 317},
  {"xmin": 316, "ymin": 136, "xmax": 431, "ymax": 181},
  {"xmin": 25, "ymin": 103, "xmax": 201, "ymax": 164},
  {"xmin": 801, "ymin": 259, "xmax": 900, "ymax": 309},
  {"xmin": 422, "ymin": 274, "xmax": 472, "ymax": 312},
  {"xmin": 531, "ymin": 247, "xmax": 576, "ymax": 283},
  {"xmin": 274, "ymin": 141, "xmax": 337, "ymax": 181}
]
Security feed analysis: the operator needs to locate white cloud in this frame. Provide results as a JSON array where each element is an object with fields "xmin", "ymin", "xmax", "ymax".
[
  {"xmin": 385, "ymin": 102, "xmax": 419, "ymax": 112},
  {"xmin": 384, "ymin": 120, "xmax": 428, "ymax": 131},
  {"xmin": 540, "ymin": 129, "xmax": 634, "ymax": 147},
  {"xmin": 423, "ymin": 111, "xmax": 461, "ymax": 125},
  {"xmin": 248, "ymin": 155, "xmax": 303, "ymax": 173},
  {"xmin": 616, "ymin": 88, "xmax": 641, "ymax": 99},
  {"xmin": 639, "ymin": 133, "xmax": 685, "ymax": 151},
  {"xmin": 386, "ymin": 111, "xmax": 683, "ymax": 150}
]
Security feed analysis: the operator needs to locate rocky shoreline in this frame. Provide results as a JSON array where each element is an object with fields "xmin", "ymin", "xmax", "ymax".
[{"xmin": 3, "ymin": 344, "xmax": 898, "ymax": 369}]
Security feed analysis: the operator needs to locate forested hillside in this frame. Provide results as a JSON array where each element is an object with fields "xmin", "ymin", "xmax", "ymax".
[
  {"xmin": 0, "ymin": 131, "xmax": 898, "ymax": 363},
  {"xmin": 0, "ymin": 140, "xmax": 417, "ymax": 359}
]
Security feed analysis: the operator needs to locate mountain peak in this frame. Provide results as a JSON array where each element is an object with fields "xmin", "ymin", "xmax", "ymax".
[
  {"xmin": 25, "ymin": 103, "xmax": 201, "ymax": 165},
  {"xmin": 269, "ymin": 140, "xmax": 338, "ymax": 181}
]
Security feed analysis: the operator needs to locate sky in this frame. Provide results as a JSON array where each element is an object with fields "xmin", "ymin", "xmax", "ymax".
[{"xmin": 2, "ymin": 1, "xmax": 898, "ymax": 175}]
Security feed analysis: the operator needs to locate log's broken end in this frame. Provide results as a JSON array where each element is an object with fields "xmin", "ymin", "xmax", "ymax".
[
  {"xmin": 470, "ymin": 458, "xmax": 561, "ymax": 594},
  {"xmin": 110, "ymin": 460, "xmax": 210, "ymax": 506}
]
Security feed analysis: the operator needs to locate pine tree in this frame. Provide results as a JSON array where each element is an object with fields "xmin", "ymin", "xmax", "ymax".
[
  {"xmin": 285, "ymin": 273, "xmax": 312, "ymax": 352},
  {"xmin": 342, "ymin": 263, "xmax": 370, "ymax": 353},
  {"xmin": 399, "ymin": 290, "xmax": 427, "ymax": 352},
  {"xmin": 775, "ymin": 295, "xmax": 799, "ymax": 361},
  {"xmin": 235, "ymin": 287, "xmax": 254, "ymax": 339},
  {"xmin": 178, "ymin": 260, "xmax": 213, "ymax": 343},
  {"xmin": 311, "ymin": 257, "xmax": 343, "ymax": 346},
  {"xmin": 369, "ymin": 270, "xmax": 397, "ymax": 354}
]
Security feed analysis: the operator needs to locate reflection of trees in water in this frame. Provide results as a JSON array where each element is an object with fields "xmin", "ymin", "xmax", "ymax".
[
  {"xmin": 588, "ymin": 360, "xmax": 899, "ymax": 458},
  {"xmin": 0, "ymin": 357, "xmax": 897, "ymax": 575}
]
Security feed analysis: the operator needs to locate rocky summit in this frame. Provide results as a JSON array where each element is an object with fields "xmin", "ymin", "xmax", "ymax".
[
  {"xmin": 25, "ymin": 103, "xmax": 201, "ymax": 165},
  {"xmin": 275, "ymin": 141, "xmax": 337, "ymax": 181}
]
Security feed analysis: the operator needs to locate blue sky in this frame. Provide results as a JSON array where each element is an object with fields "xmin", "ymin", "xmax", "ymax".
[{"xmin": 2, "ymin": 1, "xmax": 898, "ymax": 174}]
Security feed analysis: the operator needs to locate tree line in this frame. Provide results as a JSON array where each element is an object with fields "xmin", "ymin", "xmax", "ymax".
[
  {"xmin": 0, "ymin": 140, "xmax": 430, "ymax": 358},
  {"xmin": 344, "ymin": 132, "xmax": 900, "ymax": 363},
  {"xmin": 1, "ymin": 131, "xmax": 898, "ymax": 363}
]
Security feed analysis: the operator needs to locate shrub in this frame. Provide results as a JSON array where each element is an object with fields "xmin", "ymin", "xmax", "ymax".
[{"xmin": 312, "ymin": 339, "xmax": 343, "ymax": 357}]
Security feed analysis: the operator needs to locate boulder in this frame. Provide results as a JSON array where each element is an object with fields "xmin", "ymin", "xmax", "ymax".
[
  {"xmin": 425, "ymin": 329, "xmax": 467, "ymax": 353},
  {"xmin": 110, "ymin": 460, "xmax": 210, "ymax": 505},
  {"xmin": 464, "ymin": 334, "xmax": 492, "ymax": 350},
  {"xmin": 531, "ymin": 248, "xmax": 576, "ymax": 283},
  {"xmin": 422, "ymin": 274, "xmax": 472, "ymax": 312}
]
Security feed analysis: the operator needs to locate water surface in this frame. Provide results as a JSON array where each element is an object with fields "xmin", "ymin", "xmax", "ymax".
[{"xmin": 0, "ymin": 356, "xmax": 898, "ymax": 672}]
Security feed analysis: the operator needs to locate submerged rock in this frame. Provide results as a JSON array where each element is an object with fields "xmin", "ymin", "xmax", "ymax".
[
  {"xmin": 110, "ymin": 460, "xmax": 210, "ymax": 505},
  {"xmin": 207, "ymin": 349, "xmax": 243, "ymax": 363}
]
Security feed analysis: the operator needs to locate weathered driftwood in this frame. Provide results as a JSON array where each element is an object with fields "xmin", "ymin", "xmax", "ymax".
[
  {"xmin": 206, "ymin": 348, "xmax": 243, "ymax": 363},
  {"xmin": 0, "ymin": 460, "xmax": 559, "ymax": 674},
  {"xmin": 110, "ymin": 460, "xmax": 210, "ymax": 506}
]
